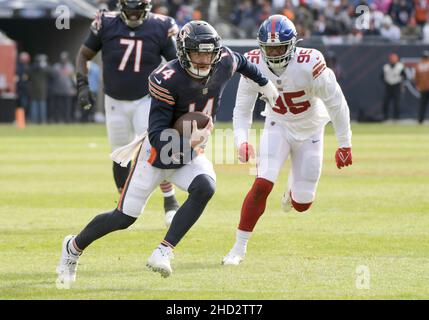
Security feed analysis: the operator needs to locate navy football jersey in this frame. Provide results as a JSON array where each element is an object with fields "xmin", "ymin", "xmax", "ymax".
[
  {"xmin": 148, "ymin": 46, "xmax": 269, "ymax": 169},
  {"xmin": 84, "ymin": 11, "xmax": 179, "ymax": 101}
]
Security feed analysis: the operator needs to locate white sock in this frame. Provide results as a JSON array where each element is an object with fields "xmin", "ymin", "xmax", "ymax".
[
  {"xmin": 231, "ymin": 229, "xmax": 252, "ymax": 256},
  {"xmin": 68, "ymin": 238, "xmax": 81, "ymax": 257},
  {"xmin": 163, "ymin": 189, "xmax": 175, "ymax": 198}
]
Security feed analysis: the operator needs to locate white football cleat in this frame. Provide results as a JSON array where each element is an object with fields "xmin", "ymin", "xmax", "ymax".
[
  {"xmin": 164, "ymin": 210, "xmax": 176, "ymax": 228},
  {"xmin": 56, "ymin": 235, "xmax": 80, "ymax": 287},
  {"xmin": 222, "ymin": 250, "xmax": 245, "ymax": 266},
  {"xmin": 147, "ymin": 246, "xmax": 174, "ymax": 278},
  {"xmin": 281, "ymin": 191, "xmax": 293, "ymax": 213}
]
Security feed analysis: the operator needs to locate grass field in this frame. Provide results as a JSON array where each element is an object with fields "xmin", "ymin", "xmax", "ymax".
[{"xmin": 0, "ymin": 122, "xmax": 428, "ymax": 300}]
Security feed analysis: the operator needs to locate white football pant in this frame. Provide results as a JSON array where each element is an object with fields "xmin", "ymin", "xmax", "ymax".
[
  {"xmin": 104, "ymin": 94, "xmax": 151, "ymax": 152},
  {"xmin": 257, "ymin": 119, "xmax": 324, "ymax": 204},
  {"xmin": 118, "ymin": 139, "xmax": 216, "ymax": 218}
]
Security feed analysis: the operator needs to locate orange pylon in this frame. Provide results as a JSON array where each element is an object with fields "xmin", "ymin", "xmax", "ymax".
[{"xmin": 15, "ymin": 107, "xmax": 26, "ymax": 129}]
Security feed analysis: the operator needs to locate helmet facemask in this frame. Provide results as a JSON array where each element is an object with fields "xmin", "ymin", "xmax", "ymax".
[
  {"xmin": 119, "ymin": 0, "xmax": 152, "ymax": 29},
  {"xmin": 259, "ymin": 37, "xmax": 297, "ymax": 71},
  {"xmin": 184, "ymin": 45, "xmax": 221, "ymax": 79}
]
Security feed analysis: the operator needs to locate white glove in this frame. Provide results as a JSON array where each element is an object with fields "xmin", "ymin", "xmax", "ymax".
[
  {"xmin": 259, "ymin": 80, "xmax": 279, "ymax": 111},
  {"xmin": 190, "ymin": 117, "xmax": 214, "ymax": 149}
]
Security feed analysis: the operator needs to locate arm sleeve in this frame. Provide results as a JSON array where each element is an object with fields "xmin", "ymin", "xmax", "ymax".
[
  {"xmin": 148, "ymin": 73, "xmax": 176, "ymax": 154},
  {"xmin": 148, "ymin": 100, "xmax": 196, "ymax": 166},
  {"xmin": 148, "ymin": 99, "xmax": 176, "ymax": 152},
  {"xmin": 314, "ymin": 67, "xmax": 352, "ymax": 148},
  {"xmin": 233, "ymin": 52, "xmax": 268, "ymax": 86},
  {"xmin": 84, "ymin": 31, "xmax": 102, "ymax": 52},
  {"xmin": 84, "ymin": 12, "xmax": 104, "ymax": 52},
  {"xmin": 233, "ymin": 75, "xmax": 260, "ymax": 148},
  {"xmin": 148, "ymin": 73, "xmax": 196, "ymax": 165}
]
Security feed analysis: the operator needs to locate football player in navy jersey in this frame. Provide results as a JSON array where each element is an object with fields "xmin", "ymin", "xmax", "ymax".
[
  {"xmin": 56, "ymin": 21, "xmax": 278, "ymax": 283},
  {"xmin": 75, "ymin": 0, "xmax": 180, "ymax": 227}
]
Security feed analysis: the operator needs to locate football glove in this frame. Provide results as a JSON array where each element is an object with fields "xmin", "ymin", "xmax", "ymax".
[
  {"xmin": 335, "ymin": 147, "xmax": 352, "ymax": 169},
  {"xmin": 76, "ymin": 73, "xmax": 92, "ymax": 110},
  {"xmin": 238, "ymin": 142, "xmax": 255, "ymax": 163},
  {"xmin": 259, "ymin": 80, "xmax": 279, "ymax": 109}
]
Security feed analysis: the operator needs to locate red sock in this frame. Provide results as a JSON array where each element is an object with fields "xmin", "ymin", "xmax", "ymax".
[{"xmin": 238, "ymin": 178, "xmax": 274, "ymax": 232}]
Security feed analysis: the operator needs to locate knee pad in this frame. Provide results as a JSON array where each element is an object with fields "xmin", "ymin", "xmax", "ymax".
[
  {"xmin": 189, "ymin": 174, "xmax": 216, "ymax": 201},
  {"xmin": 291, "ymin": 182, "xmax": 316, "ymax": 205},
  {"xmin": 301, "ymin": 153, "xmax": 322, "ymax": 182}
]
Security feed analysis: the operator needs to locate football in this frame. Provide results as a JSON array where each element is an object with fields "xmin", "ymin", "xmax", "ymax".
[{"xmin": 173, "ymin": 112, "xmax": 210, "ymax": 137}]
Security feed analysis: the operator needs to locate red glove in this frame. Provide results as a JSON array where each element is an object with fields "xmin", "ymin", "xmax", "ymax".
[
  {"xmin": 238, "ymin": 142, "xmax": 255, "ymax": 163},
  {"xmin": 335, "ymin": 147, "xmax": 352, "ymax": 169}
]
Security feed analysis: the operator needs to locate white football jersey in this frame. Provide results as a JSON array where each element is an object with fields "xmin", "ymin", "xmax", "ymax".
[{"xmin": 234, "ymin": 47, "xmax": 352, "ymax": 147}]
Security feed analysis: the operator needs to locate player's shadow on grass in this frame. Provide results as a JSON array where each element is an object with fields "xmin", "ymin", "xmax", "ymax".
[
  {"xmin": 0, "ymin": 272, "xmax": 55, "ymax": 289},
  {"xmin": 175, "ymin": 261, "xmax": 223, "ymax": 272}
]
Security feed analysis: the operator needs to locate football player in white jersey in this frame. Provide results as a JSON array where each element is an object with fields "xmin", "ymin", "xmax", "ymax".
[{"xmin": 222, "ymin": 15, "xmax": 353, "ymax": 265}]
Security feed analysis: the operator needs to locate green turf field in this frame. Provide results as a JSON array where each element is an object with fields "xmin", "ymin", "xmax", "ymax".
[{"xmin": 0, "ymin": 123, "xmax": 428, "ymax": 299}]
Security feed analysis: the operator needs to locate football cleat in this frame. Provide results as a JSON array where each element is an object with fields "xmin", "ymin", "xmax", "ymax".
[
  {"xmin": 56, "ymin": 235, "xmax": 80, "ymax": 287},
  {"xmin": 222, "ymin": 250, "xmax": 245, "ymax": 266},
  {"xmin": 164, "ymin": 210, "xmax": 176, "ymax": 228},
  {"xmin": 146, "ymin": 246, "xmax": 174, "ymax": 278},
  {"xmin": 281, "ymin": 191, "xmax": 294, "ymax": 213}
]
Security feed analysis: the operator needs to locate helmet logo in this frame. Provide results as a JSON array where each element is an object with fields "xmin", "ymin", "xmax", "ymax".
[
  {"xmin": 267, "ymin": 32, "xmax": 279, "ymax": 43},
  {"xmin": 179, "ymin": 26, "xmax": 190, "ymax": 40}
]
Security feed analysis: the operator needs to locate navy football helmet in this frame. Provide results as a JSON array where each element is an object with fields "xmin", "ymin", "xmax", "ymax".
[
  {"xmin": 257, "ymin": 15, "xmax": 298, "ymax": 70},
  {"xmin": 119, "ymin": 0, "xmax": 152, "ymax": 28},
  {"xmin": 177, "ymin": 21, "xmax": 222, "ymax": 79}
]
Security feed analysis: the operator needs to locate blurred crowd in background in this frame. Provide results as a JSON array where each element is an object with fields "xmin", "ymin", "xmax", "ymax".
[
  {"xmin": 88, "ymin": 0, "xmax": 429, "ymax": 42},
  {"xmin": 4, "ymin": 0, "xmax": 429, "ymax": 125},
  {"xmin": 15, "ymin": 51, "xmax": 100, "ymax": 124}
]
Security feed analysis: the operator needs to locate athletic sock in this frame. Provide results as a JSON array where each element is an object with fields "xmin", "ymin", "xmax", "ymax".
[
  {"xmin": 231, "ymin": 229, "xmax": 252, "ymax": 256},
  {"xmin": 160, "ymin": 182, "xmax": 174, "ymax": 197},
  {"xmin": 68, "ymin": 237, "xmax": 82, "ymax": 257},
  {"xmin": 238, "ymin": 178, "xmax": 274, "ymax": 232},
  {"xmin": 160, "ymin": 239, "xmax": 175, "ymax": 250}
]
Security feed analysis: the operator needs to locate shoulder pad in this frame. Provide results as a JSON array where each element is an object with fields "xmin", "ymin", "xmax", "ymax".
[
  {"xmin": 90, "ymin": 10, "xmax": 118, "ymax": 35},
  {"xmin": 149, "ymin": 64, "xmax": 177, "ymax": 106},
  {"xmin": 150, "ymin": 14, "xmax": 179, "ymax": 37},
  {"xmin": 295, "ymin": 47, "xmax": 327, "ymax": 80},
  {"xmin": 151, "ymin": 13, "xmax": 168, "ymax": 22},
  {"xmin": 166, "ymin": 17, "xmax": 179, "ymax": 37}
]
